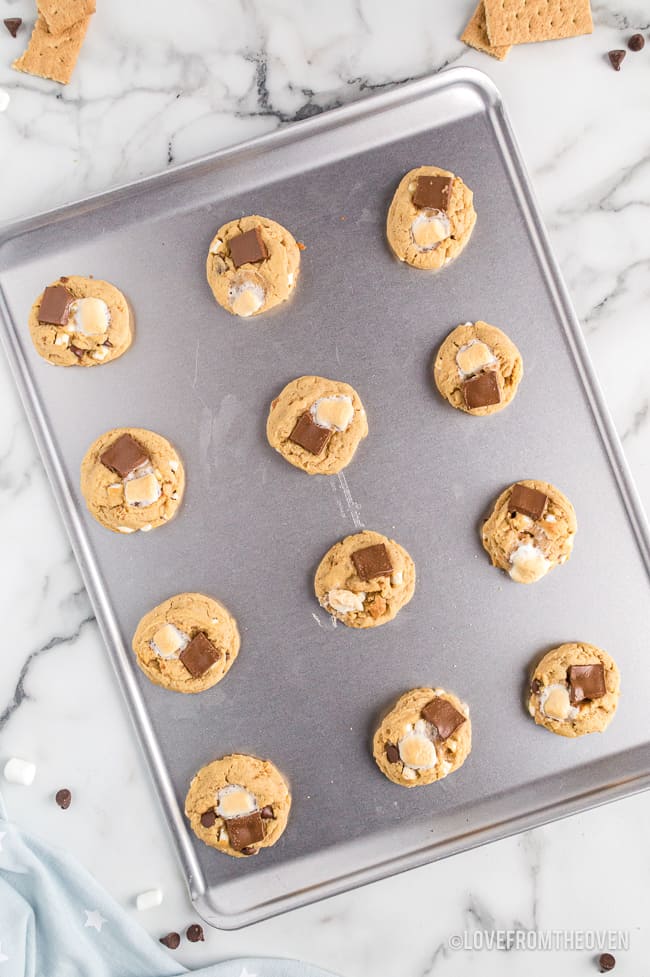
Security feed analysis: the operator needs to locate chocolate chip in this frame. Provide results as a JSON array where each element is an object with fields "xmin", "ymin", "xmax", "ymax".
[
  {"xmin": 186, "ymin": 923, "xmax": 204, "ymax": 943},
  {"xmin": 99, "ymin": 433, "xmax": 149, "ymax": 477},
  {"xmin": 226, "ymin": 811, "xmax": 265, "ymax": 851},
  {"xmin": 200, "ymin": 810, "xmax": 216, "ymax": 828},
  {"xmin": 3, "ymin": 17, "xmax": 22, "ymax": 37},
  {"xmin": 260, "ymin": 805, "xmax": 275, "ymax": 819},
  {"xmin": 288, "ymin": 411, "xmax": 331, "ymax": 455},
  {"xmin": 240, "ymin": 846, "xmax": 257, "ymax": 855},
  {"xmin": 351, "ymin": 543, "xmax": 393, "ymax": 581},
  {"xmin": 628, "ymin": 33, "xmax": 645, "ymax": 51},
  {"xmin": 38, "ymin": 284, "xmax": 73, "ymax": 326},
  {"xmin": 229, "ymin": 227, "xmax": 268, "ymax": 268},
  {"xmin": 608, "ymin": 49, "xmax": 626, "ymax": 70},
  {"xmin": 599, "ymin": 953, "xmax": 616, "ymax": 972},
  {"xmin": 55, "ymin": 788, "xmax": 72, "ymax": 810},
  {"xmin": 179, "ymin": 632, "xmax": 220, "ymax": 678},
  {"xmin": 159, "ymin": 932, "xmax": 180, "ymax": 949},
  {"xmin": 103, "ymin": 338, "xmax": 113, "ymax": 347},
  {"xmin": 69, "ymin": 344, "xmax": 85, "ymax": 359},
  {"xmin": 531, "ymin": 678, "xmax": 542, "ymax": 694},
  {"xmin": 462, "ymin": 370, "xmax": 501, "ymax": 409},
  {"xmin": 567, "ymin": 663, "xmax": 607, "ymax": 704},
  {"xmin": 385, "ymin": 743, "xmax": 400, "ymax": 764},
  {"xmin": 510, "ymin": 483, "xmax": 548, "ymax": 521},
  {"xmin": 421, "ymin": 697, "xmax": 466, "ymax": 740},
  {"xmin": 412, "ymin": 175, "xmax": 454, "ymax": 212}
]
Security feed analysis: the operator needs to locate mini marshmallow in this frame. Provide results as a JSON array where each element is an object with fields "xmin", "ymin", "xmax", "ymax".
[
  {"xmin": 209, "ymin": 238, "xmax": 223, "ymax": 254},
  {"xmin": 69, "ymin": 297, "xmax": 110, "ymax": 337},
  {"xmin": 4, "ymin": 757, "xmax": 36, "ymax": 786},
  {"xmin": 310, "ymin": 395, "xmax": 354, "ymax": 432},
  {"xmin": 229, "ymin": 281, "xmax": 265, "ymax": 317},
  {"xmin": 326, "ymin": 589, "xmax": 365, "ymax": 614},
  {"xmin": 135, "ymin": 889, "xmax": 163, "ymax": 911},
  {"xmin": 391, "ymin": 571, "xmax": 403, "ymax": 586},
  {"xmin": 124, "ymin": 473, "xmax": 161, "ymax": 507},
  {"xmin": 410, "ymin": 211, "xmax": 450, "ymax": 251},
  {"xmin": 150, "ymin": 623, "xmax": 189, "ymax": 660},
  {"xmin": 54, "ymin": 333, "xmax": 70, "ymax": 347},
  {"xmin": 455, "ymin": 339, "xmax": 497, "ymax": 378},
  {"xmin": 216, "ymin": 785, "xmax": 257, "ymax": 819},
  {"xmin": 539, "ymin": 684, "xmax": 577, "ymax": 722},
  {"xmin": 398, "ymin": 720, "xmax": 437, "ymax": 770},
  {"xmin": 509, "ymin": 542, "xmax": 551, "ymax": 584}
]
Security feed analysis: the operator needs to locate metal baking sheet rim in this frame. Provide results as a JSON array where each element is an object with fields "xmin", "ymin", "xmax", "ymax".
[{"xmin": 1, "ymin": 67, "xmax": 649, "ymax": 930}]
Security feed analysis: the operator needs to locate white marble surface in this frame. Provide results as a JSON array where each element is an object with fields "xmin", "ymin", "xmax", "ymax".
[{"xmin": 1, "ymin": 1, "xmax": 649, "ymax": 974}]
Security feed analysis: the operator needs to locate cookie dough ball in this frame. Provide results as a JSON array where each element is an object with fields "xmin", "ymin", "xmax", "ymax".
[
  {"xmin": 185, "ymin": 754, "xmax": 291, "ymax": 857},
  {"xmin": 528, "ymin": 643, "xmax": 620, "ymax": 737},
  {"xmin": 482, "ymin": 480, "xmax": 577, "ymax": 584},
  {"xmin": 80, "ymin": 427, "xmax": 185, "ymax": 534},
  {"xmin": 132, "ymin": 593, "xmax": 240, "ymax": 694},
  {"xmin": 206, "ymin": 215, "xmax": 301, "ymax": 318},
  {"xmin": 314, "ymin": 530, "xmax": 415, "ymax": 628},
  {"xmin": 386, "ymin": 166, "xmax": 476, "ymax": 270},
  {"xmin": 433, "ymin": 321, "xmax": 523, "ymax": 415},
  {"xmin": 28, "ymin": 276, "xmax": 132, "ymax": 367},
  {"xmin": 374, "ymin": 687, "xmax": 471, "ymax": 787},
  {"xmin": 266, "ymin": 375, "xmax": 368, "ymax": 475}
]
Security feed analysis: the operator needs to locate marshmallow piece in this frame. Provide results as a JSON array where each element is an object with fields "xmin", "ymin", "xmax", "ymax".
[
  {"xmin": 509, "ymin": 542, "xmax": 551, "ymax": 584},
  {"xmin": 135, "ymin": 888, "xmax": 163, "ymax": 911},
  {"xmin": 4, "ymin": 757, "xmax": 36, "ymax": 786},
  {"xmin": 0, "ymin": 90, "xmax": 9, "ymax": 113},
  {"xmin": 456, "ymin": 339, "xmax": 497, "ymax": 377},
  {"xmin": 310, "ymin": 395, "xmax": 354, "ymax": 432},
  {"xmin": 398, "ymin": 721, "xmax": 437, "ymax": 770},
  {"xmin": 216, "ymin": 785, "xmax": 257, "ymax": 819},
  {"xmin": 411, "ymin": 211, "xmax": 450, "ymax": 251},
  {"xmin": 54, "ymin": 332, "xmax": 70, "ymax": 347},
  {"xmin": 391, "ymin": 571, "xmax": 403, "ymax": 586},
  {"xmin": 69, "ymin": 297, "xmax": 110, "ymax": 337},
  {"xmin": 209, "ymin": 238, "xmax": 223, "ymax": 254},
  {"xmin": 124, "ymin": 473, "xmax": 161, "ymax": 507},
  {"xmin": 539, "ymin": 683, "xmax": 577, "ymax": 721},
  {"xmin": 106, "ymin": 483, "xmax": 124, "ymax": 507},
  {"xmin": 401, "ymin": 767, "xmax": 417, "ymax": 781},
  {"xmin": 229, "ymin": 281, "xmax": 265, "ymax": 317},
  {"xmin": 150, "ymin": 623, "xmax": 188, "ymax": 660},
  {"xmin": 326, "ymin": 588, "xmax": 366, "ymax": 614}
]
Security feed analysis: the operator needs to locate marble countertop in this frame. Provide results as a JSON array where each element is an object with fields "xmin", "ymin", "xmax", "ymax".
[{"xmin": 1, "ymin": 1, "xmax": 649, "ymax": 974}]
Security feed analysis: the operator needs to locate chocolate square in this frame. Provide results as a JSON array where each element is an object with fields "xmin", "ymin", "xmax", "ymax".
[
  {"xmin": 289, "ymin": 412, "xmax": 331, "ymax": 455},
  {"xmin": 229, "ymin": 227, "xmax": 268, "ymax": 268},
  {"xmin": 463, "ymin": 371, "xmax": 501, "ymax": 409},
  {"xmin": 412, "ymin": 175, "xmax": 454, "ymax": 212},
  {"xmin": 510, "ymin": 484, "xmax": 548, "ymax": 521},
  {"xmin": 226, "ymin": 811, "xmax": 265, "ymax": 851},
  {"xmin": 38, "ymin": 285, "xmax": 73, "ymax": 326},
  {"xmin": 351, "ymin": 543, "xmax": 393, "ymax": 581},
  {"xmin": 421, "ymin": 697, "xmax": 466, "ymax": 740},
  {"xmin": 179, "ymin": 632, "xmax": 220, "ymax": 678},
  {"xmin": 99, "ymin": 433, "xmax": 149, "ymax": 478},
  {"xmin": 567, "ymin": 664, "xmax": 606, "ymax": 704}
]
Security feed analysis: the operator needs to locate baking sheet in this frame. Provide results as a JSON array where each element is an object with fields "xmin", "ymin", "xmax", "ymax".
[{"xmin": 1, "ymin": 68, "xmax": 649, "ymax": 929}]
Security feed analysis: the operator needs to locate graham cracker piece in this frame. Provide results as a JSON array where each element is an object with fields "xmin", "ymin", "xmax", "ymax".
[
  {"xmin": 12, "ymin": 14, "xmax": 90, "ymax": 84},
  {"xmin": 37, "ymin": 0, "xmax": 96, "ymax": 35},
  {"xmin": 461, "ymin": 2, "xmax": 512, "ymax": 60},
  {"xmin": 483, "ymin": 0, "xmax": 593, "ymax": 46}
]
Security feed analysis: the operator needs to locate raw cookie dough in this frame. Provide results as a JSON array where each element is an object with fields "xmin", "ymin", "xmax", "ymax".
[
  {"xmin": 433, "ymin": 321, "xmax": 523, "ymax": 416},
  {"xmin": 386, "ymin": 166, "xmax": 476, "ymax": 270},
  {"xmin": 314, "ymin": 530, "xmax": 415, "ymax": 628},
  {"xmin": 131, "ymin": 592, "xmax": 240, "ymax": 694},
  {"xmin": 80, "ymin": 427, "xmax": 185, "ymax": 534},
  {"xmin": 28, "ymin": 276, "xmax": 132, "ymax": 367},
  {"xmin": 206, "ymin": 215, "xmax": 301, "ymax": 318},
  {"xmin": 185, "ymin": 754, "xmax": 291, "ymax": 857},
  {"xmin": 528, "ymin": 643, "xmax": 620, "ymax": 737},
  {"xmin": 373, "ymin": 687, "xmax": 471, "ymax": 787},
  {"xmin": 266, "ymin": 375, "xmax": 368, "ymax": 475},
  {"xmin": 482, "ymin": 480, "xmax": 577, "ymax": 584}
]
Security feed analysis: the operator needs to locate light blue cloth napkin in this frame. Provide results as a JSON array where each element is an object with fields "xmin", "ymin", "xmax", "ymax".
[{"xmin": 0, "ymin": 795, "xmax": 340, "ymax": 977}]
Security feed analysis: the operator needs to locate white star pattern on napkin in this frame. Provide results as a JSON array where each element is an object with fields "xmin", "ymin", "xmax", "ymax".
[
  {"xmin": 0, "ymin": 942, "xmax": 8, "ymax": 963},
  {"xmin": 84, "ymin": 910, "xmax": 107, "ymax": 932}
]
